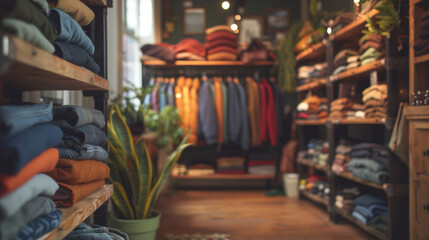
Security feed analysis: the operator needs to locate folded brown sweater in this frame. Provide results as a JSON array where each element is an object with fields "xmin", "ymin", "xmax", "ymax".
[
  {"xmin": 53, "ymin": 180, "xmax": 105, "ymax": 207},
  {"xmin": 45, "ymin": 159, "xmax": 110, "ymax": 185}
]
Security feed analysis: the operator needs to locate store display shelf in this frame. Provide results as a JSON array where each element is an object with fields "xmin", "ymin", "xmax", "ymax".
[
  {"xmin": 171, "ymin": 173, "xmax": 274, "ymax": 180},
  {"xmin": 141, "ymin": 58, "xmax": 274, "ymax": 67},
  {"xmin": 42, "ymin": 185, "xmax": 113, "ymax": 240},
  {"xmin": 295, "ymin": 41, "xmax": 326, "ymax": 62},
  {"xmin": 331, "ymin": 59, "xmax": 385, "ymax": 83},
  {"xmin": 334, "ymin": 207, "xmax": 387, "ymax": 240},
  {"xmin": 334, "ymin": 171, "xmax": 384, "ymax": 190},
  {"xmin": 0, "ymin": 35, "xmax": 109, "ymax": 91},
  {"xmin": 296, "ymin": 119, "xmax": 327, "ymax": 126},
  {"xmin": 405, "ymin": 105, "xmax": 429, "ymax": 118},
  {"xmin": 81, "ymin": 0, "xmax": 112, "ymax": 7},
  {"xmin": 330, "ymin": 9, "xmax": 380, "ymax": 42},
  {"xmin": 300, "ymin": 189, "xmax": 329, "ymax": 207},
  {"xmin": 295, "ymin": 78, "xmax": 327, "ymax": 92},
  {"xmin": 414, "ymin": 53, "xmax": 429, "ymax": 64},
  {"xmin": 331, "ymin": 118, "xmax": 386, "ymax": 125},
  {"xmin": 297, "ymin": 158, "xmax": 328, "ymax": 172}
]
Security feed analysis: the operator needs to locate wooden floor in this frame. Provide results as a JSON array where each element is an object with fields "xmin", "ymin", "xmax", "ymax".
[{"xmin": 155, "ymin": 190, "xmax": 375, "ymax": 240}]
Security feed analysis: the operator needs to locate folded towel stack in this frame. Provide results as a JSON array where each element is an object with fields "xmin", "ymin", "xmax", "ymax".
[
  {"xmin": 414, "ymin": 10, "xmax": 429, "ymax": 56},
  {"xmin": 0, "ymin": 104, "xmax": 63, "ymax": 240},
  {"xmin": 50, "ymin": 105, "xmax": 109, "ymax": 207},
  {"xmin": 362, "ymin": 84, "xmax": 388, "ymax": 119},
  {"xmin": 205, "ymin": 25, "xmax": 238, "ymax": 61}
]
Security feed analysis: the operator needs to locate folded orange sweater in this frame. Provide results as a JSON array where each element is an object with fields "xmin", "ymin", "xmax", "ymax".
[
  {"xmin": 0, "ymin": 148, "xmax": 58, "ymax": 197},
  {"xmin": 45, "ymin": 159, "xmax": 110, "ymax": 184},
  {"xmin": 54, "ymin": 180, "xmax": 105, "ymax": 207}
]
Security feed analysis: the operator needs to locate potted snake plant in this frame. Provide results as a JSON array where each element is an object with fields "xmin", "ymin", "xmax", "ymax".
[{"xmin": 107, "ymin": 105, "xmax": 191, "ymax": 240}]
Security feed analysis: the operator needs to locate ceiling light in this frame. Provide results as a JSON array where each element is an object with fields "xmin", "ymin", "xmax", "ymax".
[
  {"xmin": 221, "ymin": 1, "xmax": 230, "ymax": 10},
  {"xmin": 235, "ymin": 14, "xmax": 241, "ymax": 21},
  {"xmin": 230, "ymin": 23, "xmax": 238, "ymax": 31},
  {"xmin": 327, "ymin": 27, "xmax": 332, "ymax": 35}
]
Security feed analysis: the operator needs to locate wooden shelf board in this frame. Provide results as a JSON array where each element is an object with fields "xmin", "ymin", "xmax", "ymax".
[
  {"xmin": 330, "ymin": 9, "xmax": 380, "ymax": 42},
  {"xmin": 415, "ymin": 53, "xmax": 429, "ymax": 64},
  {"xmin": 332, "ymin": 59, "xmax": 385, "ymax": 82},
  {"xmin": 295, "ymin": 78, "xmax": 327, "ymax": 92},
  {"xmin": 296, "ymin": 119, "xmax": 327, "ymax": 126},
  {"xmin": 43, "ymin": 185, "xmax": 113, "ymax": 240},
  {"xmin": 334, "ymin": 207, "xmax": 387, "ymax": 240},
  {"xmin": 141, "ymin": 58, "xmax": 274, "ymax": 67},
  {"xmin": 331, "ymin": 118, "xmax": 386, "ymax": 125},
  {"xmin": 80, "ymin": 0, "xmax": 112, "ymax": 7},
  {"xmin": 171, "ymin": 173, "xmax": 274, "ymax": 180},
  {"xmin": 295, "ymin": 41, "xmax": 326, "ymax": 62},
  {"xmin": 0, "ymin": 35, "xmax": 109, "ymax": 91},
  {"xmin": 405, "ymin": 105, "xmax": 429, "ymax": 117},
  {"xmin": 300, "ymin": 189, "xmax": 329, "ymax": 206},
  {"xmin": 334, "ymin": 171, "xmax": 384, "ymax": 190},
  {"xmin": 297, "ymin": 158, "xmax": 328, "ymax": 172}
]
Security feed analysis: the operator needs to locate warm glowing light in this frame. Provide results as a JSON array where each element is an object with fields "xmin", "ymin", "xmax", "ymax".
[
  {"xmin": 327, "ymin": 27, "xmax": 332, "ymax": 35},
  {"xmin": 221, "ymin": 1, "xmax": 230, "ymax": 10},
  {"xmin": 234, "ymin": 14, "xmax": 241, "ymax": 21},
  {"xmin": 354, "ymin": 0, "xmax": 360, "ymax": 4},
  {"xmin": 176, "ymin": 93, "xmax": 182, "ymax": 98},
  {"xmin": 230, "ymin": 23, "xmax": 238, "ymax": 31}
]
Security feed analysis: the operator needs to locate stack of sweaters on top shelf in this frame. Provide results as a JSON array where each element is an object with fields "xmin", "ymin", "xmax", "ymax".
[
  {"xmin": 3, "ymin": 0, "xmax": 100, "ymax": 74},
  {"xmin": 205, "ymin": 25, "xmax": 238, "ymax": 61},
  {"xmin": 329, "ymin": 98, "xmax": 365, "ymax": 120},
  {"xmin": 174, "ymin": 38, "xmax": 206, "ymax": 61},
  {"xmin": 359, "ymin": 33, "xmax": 385, "ymax": 66},
  {"xmin": 414, "ymin": 9, "xmax": 429, "ymax": 56},
  {"xmin": 0, "ymin": 104, "xmax": 63, "ymax": 240},
  {"xmin": 363, "ymin": 84, "xmax": 388, "ymax": 119},
  {"xmin": 297, "ymin": 95, "xmax": 329, "ymax": 120}
]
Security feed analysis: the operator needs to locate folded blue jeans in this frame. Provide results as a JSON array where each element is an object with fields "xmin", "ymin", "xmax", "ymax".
[
  {"xmin": 0, "ymin": 124, "xmax": 63, "ymax": 174},
  {"xmin": 49, "ymin": 8, "xmax": 95, "ymax": 55},
  {"xmin": 64, "ymin": 222, "xmax": 129, "ymax": 240},
  {"xmin": 0, "ymin": 103, "xmax": 52, "ymax": 138},
  {"xmin": 15, "ymin": 209, "xmax": 62, "ymax": 240},
  {"xmin": 62, "ymin": 124, "xmax": 107, "ymax": 147},
  {"xmin": 57, "ymin": 144, "xmax": 108, "ymax": 162},
  {"xmin": 52, "ymin": 105, "xmax": 105, "ymax": 129}
]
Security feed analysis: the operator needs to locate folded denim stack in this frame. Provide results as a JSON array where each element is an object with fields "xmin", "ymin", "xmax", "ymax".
[
  {"xmin": 352, "ymin": 194, "xmax": 388, "ymax": 232},
  {"xmin": 174, "ymin": 38, "xmax": 206, "ymax": 61},
  {"xmin": 0, "ymin": 104, "xmax": 63, "ymax": 240},
  {"xmin": 205, "ymin": 25, "xmax": 238, "ymax": 61},
  {"xmin": 363, "ymin": 84, "xmax": 388, "ymax": 119},
  {"xmin": 64, "ymin": 222, "xmax": 129, "ymax": 240},
  {"xmin": 414, "ymin": 10, "xmax": 429, "ymax": 56},
  {"xmin": 297, "ymin": 95, "xmax": 328, "ymax": 120},
  {"xmin": 335, "ymin": 186, "xmax": 360, "ymax": 215},
  {"xmin": 359, "ymin": 33, "xmax": 385, "ymax": 65},
  {"xmin": 141, "ymin": 43, "xmax": 175, "ymax": 62},
  {"xmin": 48, "ymin": 7, "xmax": 99, "ymax": 73},
  {"xmin": 332, "ymin": 140, "xmax": 352, "ymax": 173},
  {"xmin": 50, "ymin": 105, "xmax": 109, "ymax": 207},
  {"xmin": 3, "ymin": 0, "xmax": 57, "ymax": 53},
  {"xmin": 333, "ymin": 49, "xmax": 358, "ymax": 75},
  {"xmin": 216, "ymin": 157, "xmax": 246, "ymax": 174},
  {"xmin": 247, "ymin": 152, "xmax": 276, "ymax": 175},
  {"xmin": 297, "ymin": 62, "xmax": 328, "ymax": 86}
]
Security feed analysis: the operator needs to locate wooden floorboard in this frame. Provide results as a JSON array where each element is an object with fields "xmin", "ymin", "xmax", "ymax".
[{"xmin": 155, "ymin": 190, "xmax": 376, "ymax": 240}]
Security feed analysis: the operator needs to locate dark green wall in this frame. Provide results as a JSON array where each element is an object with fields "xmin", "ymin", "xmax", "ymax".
[{"xmin": 163, "ymin": 0, "xmax": 301, "ymax": 44}]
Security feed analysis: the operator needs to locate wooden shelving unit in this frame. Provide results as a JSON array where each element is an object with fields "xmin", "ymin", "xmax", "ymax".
[
  {"xmin": 334, "ymin": 207, "xmax": 387, "ymax": 240},
  {"xmin": 296, "ymin": 119, "xmax": 327, "ymax": 126},
  {"xmin": 295, "ymin": 78, "xmax": 327, "ymax": 92},
  {"xmin": 171, "ymin": 173, "xmax": 274, "ymax": 180},
  {"xmin": 331, "ymin": 59, "xmax": 385, "ymax": 83},
  {"xmin": 1, "ymin": 35, "xmax": 109, "ymax": 91},
  {"xmin": 330, "ymin": 118, "xmax": 386, "ymax": 125},
  {"xmin": 330, "ymin": 9, "xmax": 380, "ymax": 42},
  {"xmin": 414, "ymin": 53, "xmax": 429, "ymax": 64},
  {"xmin": 300, "ymin": 189, "xmax": 329, "ymax": 207},
  {"xmin": 297, "ymin": 158, "xmax": 328, "ymax": 172},
  {"xmin": 141, "ymin": 58, "xmax": 274, "ymax": 67},
  {"xmin": 334, "ymin": 171, "xmax": 384, "ymax": 190},
  {"xmin": 42, "ymin": 185, "xmax": 113, "ymax": 240},
  {"xmin": 295, "ymin": 41, "xmax": 326, "ymax": 62}
]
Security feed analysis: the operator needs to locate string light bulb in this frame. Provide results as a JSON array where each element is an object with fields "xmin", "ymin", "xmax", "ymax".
[
  {"xmin": 230, "ymin": 23, "xmax": 238, "ymax": 31},
  {"xmin": 327, "ymin": 27, "xmax": 332, "ymax": 35},
  {"xmin": 221, "ymin": 1, "xmax": 230, "ymax": 10},
  {"xmin": 235, "ymin": 14, "xmax": 241, "ymax": 21}
]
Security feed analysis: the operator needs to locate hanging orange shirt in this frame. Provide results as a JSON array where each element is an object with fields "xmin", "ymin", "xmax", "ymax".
[
  {"xmin": 189, "ymin": 78, "xmax": 200, "ymax": 144},
  {"xmin": 175, "ymin": 76, "xmax": 185, "ymax": 124},
  {"xmin": 213, "ymin": 77, "xmax": 224, "ymax": 143},
  {"xmin": 182, "ymin": 78, "xmax": 192, "ymax": 132},
  {"xmin": 246, "ymin": 77, "xmax": 257, "ymax": 146}
]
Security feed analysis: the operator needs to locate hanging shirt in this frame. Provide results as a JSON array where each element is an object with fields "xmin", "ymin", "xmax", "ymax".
[
  {"xmin": 262, "ymin": 79, "xmax": 278, "ymax": 146},
  {"xmin": 220, "ymin": 80, "xmax": 228, "ymax": 144},
  {"xmin": 189, "ymin": 78, "xmax": 200, "ymax": 144},
  {"xmin": 235, "ymin": 79, "xmax": 250, "ymax": 150},
  {"xmin": 198, "ymin": 80, "xmax": 218, "ymax": 145},
  {"xmin": 182, "ymin": 78, "xmax": 192, "ymax": 135},
  {"xmin": 144, "ymin": 77, "xmax": 155, "ymax": 107},
  {"xmin": 151, "ymin": 78, "xmax": 162, "ymax": 112},
  {"xmin": 227, "ymin": 80, "xmax": 241, "ymax": 143},
  {"xmin": 175, "ymin": 76, "xmax": 185, "ymax": 122},
  {"xmin": 167, "ymin": 78, "xmax": 175, "ymax": 107},
  {"xmin": 251, "ymin": 80, "xmax": 262, "ymax": 145},
  {"xmin": 159, "ymin": 81, "xmax": 168, "ymax": 111},
  {"xmin": 258, "ymin": 81, "xmax": 268, "ymax": 142},
  {"xmin": 213, "ymin": 78, "xmax": 224, "ymax": 143},
  {"xmin": 270, "ymin": 80, "xmax": 283, "ymax": 143},
  {"xmin": 246, "ymin": 77, "xmax": 258, "ymax": 146}
]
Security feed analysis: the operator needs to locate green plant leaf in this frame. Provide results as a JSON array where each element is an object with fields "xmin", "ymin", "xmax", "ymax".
[
  {"xmin": 112, "ymin": 182, "xmax": 135, "ymax": 219},
  {"xmin": 135, "ymin": 138, "xmax": 153, "ymax": 219}
]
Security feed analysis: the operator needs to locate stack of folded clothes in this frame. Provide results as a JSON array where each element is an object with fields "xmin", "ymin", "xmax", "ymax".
[
  {"xmin": 335, "ymin": 186, "xmax": 360, "ymax": 215},
  {"xmin": 346, "ymin": 142, "xmax": 389, "ymax": 185},
  {"xmin": 359, "ymin": 33, "xmax": 385, "ymax": 65},
  {"xmin": 64, "ymin": 222, "xmax": 129, "ymax": 240},
  {"xmin": 174, "ymin": 38, "xmax": 206, "ymax": 61},
  {"xmin": 307, "ymin": 139, "xmax": 329, "ymax": 167},
  {"xmin": 300, "ymin": 175, "xmax": 330, "ymax": 201},
  {"xmin": 352, "ymin": 194, "xmax": 388, "ymax": 233},
  {"xmin": 363, "ymin": 84, "xmax": 388, "ymax": 119},
  {"xmin": 0, "ymin": 104, "xmax": 64, "ymax": 240},
  {"xmin": 332, "ymin": 140, "xmax": 352, "ymax": 173},
  {"xmin": 50, "ymin": 105, "xmax": 109, "ymax": 207},
  {"xmin": 216, "ymin": 157, "xmax": 245, "ymax": 174},
  {"xmin": 346, "ymin": 55, "xmax": 361, "ymax": 70},
  {"xmin": 47, "ymin": 1, "xmax": 99, "ymax": 73},
  {"xmin": 141, "ymin": 43, "xmax": 175, "ymax": 62},
  {"xmin": 297, "ymin": 95, "xmax": 328, "ymax": 120},
  {"xmin": 329, "ymin": 98, "xmax": 352, "ymax": 119},
  {"xmin": 414, "ymin": 10, "xmax": 429, "ymax": 56},
  {"xmin": 239, "ymin": 39, "xmax": 273, "ymax": 63},
  {"xmin": 328, "ymin": 12, "xmax": 355, "ymax": 34},
  {"xmin": 333, "ymin": 49, "xmax": 358, "ymax": 75},
  {"xmin": 247, "ymin": 152, "xmax": 276, "ymax": 175},
  {"xmin": 205, "ymin": 25, "xmax": 238, "ymax": 61},
  {"xmin": 186, "ymin": 164, "xmax": 215, "ymax": 176},
  {"xmin": 297, "ymin": 62, "xmax": 328, "ymax": 86}
]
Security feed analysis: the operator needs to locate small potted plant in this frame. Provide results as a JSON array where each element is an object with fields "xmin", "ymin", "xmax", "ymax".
[{"xmin": 107, "ymin": 105, "xmax": 191, "ymax": 240}]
